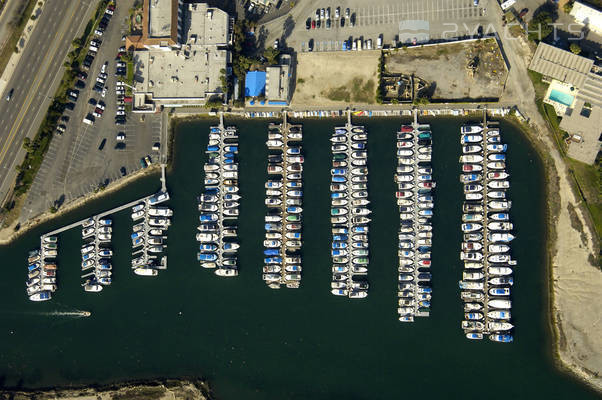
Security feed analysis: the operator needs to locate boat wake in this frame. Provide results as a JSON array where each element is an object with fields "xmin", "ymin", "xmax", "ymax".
[{"xmin": 1, "ymin": 309, "xmax": 91, "ymax": 318}]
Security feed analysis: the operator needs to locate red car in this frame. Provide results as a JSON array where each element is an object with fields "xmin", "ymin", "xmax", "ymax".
[{"xmin": 311, "ymin": 20, "xmax": 316, "ymax": 29}]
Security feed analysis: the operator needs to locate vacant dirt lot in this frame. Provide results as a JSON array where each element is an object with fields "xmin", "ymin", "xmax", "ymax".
[
  {"xmin": 291, "ymin": 51, "xmax": 380, "ymax": 107},
  {"xmin": 385, "ymin": 39, "xmax": 508, "ymax": 101}
]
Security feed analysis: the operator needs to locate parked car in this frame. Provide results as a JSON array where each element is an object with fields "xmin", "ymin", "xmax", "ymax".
[
  {"xmin": 94, "ymin": 29, "xmax": 103, "ymax": 36},
  {"xmin": 519, "ymin": 8, "xmax": 529, "ymax": 17},
  {"xmin": 75, "ymin": 80, "xmax": 85, "ymax": 89},
  {"xmin": 326, "ymin": 19, "xmax": 331, "ymax": 29},
  {"xmin": 88, "ymin": 98, "xmax": 97, "ymax": 105},
  {"xmin": 273, "ymin": 39, "xmax": 279, "ymax": 49},
  {"xmin": 306, "ymin": 18, "xmax": 311, "ymax": 29},
  {"xmin": 5, "ymin": 88, "xmax": 13, "ymax": 101},
  {"xmin": 335, "ymin": 7, "xmax": 340, "ymax": 18},
  {"xmin": 116, "ymin": 132, "xmax": 125, "ymax": 141},
  {"xmin": 345, "ymin": 8, "xmax": 350, "ymax": 18},
  {"xmin": 98, "ymin": 138, "xmax": 106, "ymax": 150},
  {"xmin": 311, "ymin": 20, "xmax": 316, "ymax": 29},
  {"xmin": 60, "ymin": 115, "xmax": 70, "ymax": 122},
  {"xmin": 56, "ymin": 124, "xmax": 66, "ymax": 134},
  {"xmin": 120, "ymin": 166, "xmax": 126, "ymax": 176}
]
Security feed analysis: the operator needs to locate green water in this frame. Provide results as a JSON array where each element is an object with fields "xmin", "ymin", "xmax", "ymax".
[{"xmin": 0, "ymin": 117, "xmax": 598, "ymax": 399}]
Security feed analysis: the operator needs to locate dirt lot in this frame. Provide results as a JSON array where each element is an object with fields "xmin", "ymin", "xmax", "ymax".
[
  {"xmin": 385, "ymin": 39, "xmax": 508, "ymax": 101},
  {"xmin": 291, "ymin": 51, "xmax": 380, "ymax": 107}
]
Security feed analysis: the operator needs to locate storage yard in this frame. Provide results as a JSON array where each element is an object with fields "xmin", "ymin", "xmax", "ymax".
[{"xmin": 385, "ymin": 39, "xmax": 508, "ymax": 101}]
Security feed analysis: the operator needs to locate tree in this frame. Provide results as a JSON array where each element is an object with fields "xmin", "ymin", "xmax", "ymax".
[
  {"xmin": 569, "ymin": 43, "xmax": 582, "ymax": 54},
  {"xmin": 263, "ymin": 47, "xmax": 280, "ymax": 65},
  {"xmin": 563, "ymin": 1, "xmax": 574, "ymax": 14},
  {"xmin": 528, "ymin": 11, "xmax": 553, "ymax": 42}
]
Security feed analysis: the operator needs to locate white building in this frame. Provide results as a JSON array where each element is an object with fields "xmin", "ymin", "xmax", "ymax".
[{"xmin": 570, "ymin": 1, "xmax": 602, "ymax": 35}]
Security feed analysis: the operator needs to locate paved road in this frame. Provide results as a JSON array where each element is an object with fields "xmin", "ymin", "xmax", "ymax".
[
  {"xmin": 0, "ymin": 0, "xmax": 27, "ymax": 52},
  {"xmin": 0, "ymin": 0, "xmax": 97, "ymax": 206}
]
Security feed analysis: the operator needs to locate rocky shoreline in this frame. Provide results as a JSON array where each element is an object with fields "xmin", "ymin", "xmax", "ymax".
[{"xmin": 0, "ymin": 379, "xmax": 213, "ymax": 400}]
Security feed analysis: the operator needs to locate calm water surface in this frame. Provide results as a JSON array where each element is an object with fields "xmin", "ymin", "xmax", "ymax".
[{"xmin": 0, "ymin": 117, "xmax": 598, "ymax": 400}]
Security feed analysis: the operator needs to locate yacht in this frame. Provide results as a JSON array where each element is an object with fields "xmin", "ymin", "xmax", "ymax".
[
  {"xmin": 134, "ymin": 267, "xmax": 158, "ymax": 276},
  {"xmin": 488, "ymin": 299, "xmax": 512, "ymax": 309},
  {"xmin": 215, "ymin": 268, "xmax": 238, "ymax": 277},
  {"xmin": 489, "ymin": 334, "xmax": 513, "ymax": 343}
]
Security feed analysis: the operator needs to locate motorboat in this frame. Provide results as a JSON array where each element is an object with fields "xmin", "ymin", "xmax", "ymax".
[
  {"xmin": 488, "ymin": 266, "xmax": 513, "ymax": 275},
  {"xmin": 489, "ymin": 201, "xmax": 512, "ymax": 210},
  {"xmin": 488, "ymin": 171, "xmax": 509, "ymax": 180},
  {"xmin": 489, "ymin": 287, "xmax": 511, "ymax": 296},
  {"xmin": 488, "ymin": 299, "xmax": 512, "ymax": 309},
  {"xmin": 463, "ymin": 145, "xmax": 482, "ymax": 154},
  {"xmin": 215, "ymin": 268, "xmax": 238, "ymax": 277},
  {"xmin": 462, "ymin": 163, "xmax": 482, "ymax": 172},
  {"xmin": 461, "ymin": 125, "xmax": 483, "ymax": 134},
  {"xmin": 489, "ymin": 334, "xmax": 513, "ymax": 343},
  {"xmin": 459, "ymin": 155, "xmax": 483, "ymax": 163},
  {"xmin": 134, "ymin": 267, "xmax": 158, "ymax": 276},
  {"xmin": 487, "ymin": 321, "xmax": 514, "ymax": 331}
]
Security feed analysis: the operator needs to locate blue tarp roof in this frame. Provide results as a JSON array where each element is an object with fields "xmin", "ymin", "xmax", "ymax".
[{"xmin": 245, "ymin": 71, "xmax": 266, "ymax": 97}]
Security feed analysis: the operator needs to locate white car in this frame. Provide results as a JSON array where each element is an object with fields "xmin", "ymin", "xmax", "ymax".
[
  {"xmin": 117, "ymin": 105, "xmax": 125, "ymax": 111},
  {"xmin": 116, "ymin": 133, "xmax": 125, "ymax": 141},
  {"xmin": 116, "ymin": 110, "xmax": 125, "ymax": 116},
  {"xmin": 100, "ymin": 63, "xmax": 107, "ymax": 74},
  {"xmin": 94, "ymin": 29, "xmax": 103, "ymax": 36},
  {"xmin": 105, "ymin": 9, "xmax": 113, "ymax": 15},
  {"xmin": 101, "ymin": 87, "xmax": 107, "ymax": 97},
  {"xmin": 93, "ymin": 111, "xmax": 102, "ymax": 118}
]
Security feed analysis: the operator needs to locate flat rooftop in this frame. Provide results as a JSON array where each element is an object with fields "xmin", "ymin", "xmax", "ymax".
[
  {"xmin": 134, "ymin": 48, "xmax": 227, "ymax": 99},
  {"xmin": 529, "ymin": 43, "xmax": 593, "ymax": 88},
  {"xmin": 560, "ymin": 99, "xmax": 602, "ymax": 164},
  {"xmin": 185, "ymin": 3, "xmax": 229, "ymax": 45},
  {"xmin": 148, "ymin": 0, "xmax": 172, "ymax": 37}
]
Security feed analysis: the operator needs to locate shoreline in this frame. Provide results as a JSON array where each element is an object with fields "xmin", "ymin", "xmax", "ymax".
[
  {"xmin": 0, "ymin": 378, "xmax": 214, "ymax": 400},
  {"xmin": 505, "ymin": 112, "xmax": 602, "ymax": 392},
  {"xmin": 0, "ymin": 165, "xmax": 161, "ymax": 245}
]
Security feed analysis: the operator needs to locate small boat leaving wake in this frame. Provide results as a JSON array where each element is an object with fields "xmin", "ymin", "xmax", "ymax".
[{"xmin": 47, "ymin": 310, "xmax": 91, "ymax": 317}]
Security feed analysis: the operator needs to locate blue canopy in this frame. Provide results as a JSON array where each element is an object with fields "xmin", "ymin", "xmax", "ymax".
[{"xmin": 245, "ymin": 71, "xmax": 266, "ymax": 97}]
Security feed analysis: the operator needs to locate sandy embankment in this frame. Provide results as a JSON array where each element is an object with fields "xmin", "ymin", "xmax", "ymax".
[
  {"xmin": 0, "ymin": 379, "xmax": 212, "ymax": 399},
  {"xmin": 517, "ymin": 110, "xmax": 602, "ymax": 390},
  {"xmin": 0, "ymin": 165, "xmax": 161, "ymax": 245}
]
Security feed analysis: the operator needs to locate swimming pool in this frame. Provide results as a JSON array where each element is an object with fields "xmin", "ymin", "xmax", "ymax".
[{"xmin": 548, "ymin": 89, "xmax": 575, "ymax": 106}]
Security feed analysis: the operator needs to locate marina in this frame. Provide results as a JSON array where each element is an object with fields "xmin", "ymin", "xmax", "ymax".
[
  {"xmin": 26, "ymin": 167, "xmax": 170, "ymax": 299},
  {"xmin": 395, "ymin": 111, "xmax": 435, "ymax": 322},
  {"xmin": 263, "ymin": 115, "xmax": 303, "ymax": 288},
  {"xmin": 459, "ymin": 115, "xmax": 515, "ymax": 342},
  {"xmin": 197, "ymin": 113, "xmax": 240, "ymax": 276},
  {"xmin": 5, "ymin": 117, "xmax": 582, "ymax": 400},
  {"xmin": 329, "ymin": 113, "xmax": 370, "ymax": 299}
]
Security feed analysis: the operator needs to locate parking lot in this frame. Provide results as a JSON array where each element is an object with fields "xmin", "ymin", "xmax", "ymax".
[
  {"xmin": 19, "ymin": 0, "xmax": 162, "ymax": 222},
  {"xmin": 263, "ymin": 0, "xmax": 493, "ymax": 52}
]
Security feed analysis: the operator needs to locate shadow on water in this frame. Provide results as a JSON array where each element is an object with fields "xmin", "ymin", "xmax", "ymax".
[{"xmin": 0, "ymin": 117, "xmax": 599, "ymax": 400}]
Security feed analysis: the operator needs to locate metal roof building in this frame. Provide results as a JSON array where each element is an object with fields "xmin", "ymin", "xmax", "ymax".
[{"xmin": 529, "ymin": 42, "xmax": 593, "ymax": 88}]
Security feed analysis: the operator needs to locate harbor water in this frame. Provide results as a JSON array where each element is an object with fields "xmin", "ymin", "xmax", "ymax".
[{"xmin": 0, "ymin": 117, "xmax": 598, "ymax": 400}]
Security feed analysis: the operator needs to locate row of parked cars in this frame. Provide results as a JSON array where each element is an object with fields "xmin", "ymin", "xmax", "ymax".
[{"xmin": 305, "ymin": 6, "xmax": 355, "ymax": 30}]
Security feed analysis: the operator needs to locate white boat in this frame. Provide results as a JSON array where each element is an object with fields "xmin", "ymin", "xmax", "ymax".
[
  {"xmin": 197, "ymin": 233, "xmax": 218, "ymax": 242},
  {"xmin": 488, "ymin": 180, "xmax": 510, "ymax": 189},
  {"xmin": 488, "ymin": 171, "xmax": 509, "ymax": 180},
  {"xmin": 488, "ymin": 310, "xmax": 511, "ymax": 320},
  {"xmin": 487, "ymin": 321, "xmax": 514, "ymax": 331},
  {"xmin": 460, "ymin": 155, "xmax": 483, "ymax": 163},
  {"xmin": 463, "ymin": 145, "xmax": 482, "ymax": 154},
  {"xmin": 215, "ymin": 268, "xmax": 238, "ymax": 277},
  {"xmin": 266, "ymin": 140, "xmax": 283, "ymax": 147},
  {"xmin": 134, "ymin": 267, "xmax": 158, "ymax": 276},
  {"xmin": 131, "ymin": 210, "xmax": 145, "ymax": 220},
  {"xmin": 461, "ymin": 125, "xmax": 483, "ymax": 134},
  {"xmin": 488, "ymin": 244, "xmax": 510, "ymax": 253},
  {"xmin": 488, "ymin": 266, "xmax": 513, "ymax": 275},
  {"xmin": 488, "ymin": 201, "xmax": 512, "ymax": 210},
  {"xmin": 488, "ymin": 222, "xmax": 513, "ymax": 231},
  {"xmin": 84, "ymin": 283, "xmax": 103, "ymax": 292},
  {"xmin": 487, "ymin": 191, "xmax": 506, "ymax": 199},
  {"xmin": 488, "ymin": 299, "xmax": 512, "ymax": 309}
]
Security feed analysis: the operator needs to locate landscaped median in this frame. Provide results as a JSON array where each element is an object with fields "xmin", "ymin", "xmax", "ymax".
[{"xmin": 5, "ymin": 1, "xmax": 111, "ymax": 211}]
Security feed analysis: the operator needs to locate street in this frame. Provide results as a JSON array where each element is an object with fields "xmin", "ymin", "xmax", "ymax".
[{"xmin": 0, "ymin": 0, "xmax": 97, "ymax": 206}]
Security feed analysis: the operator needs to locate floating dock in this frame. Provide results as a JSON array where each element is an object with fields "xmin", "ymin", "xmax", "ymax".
[
  {"xmin": 329, "ymin": 112, "xmax": 370, "ymax": 299},
  {"xmin": 26, "ymin": 183, "xmax": 170, "ymax": 301},
  {"xmin": 197, "ymin": 113, "xmax": 240, "ymax": 276},
  {"xmin": 130, "ymin": 190, "xmax": 171, "ymax": 277},
  {"xmin": 263, "ymin": 114, "xmax": 303, "ymax": 289},
  {"xmin": 396, "ymin": 110, "xmax": 434, "ymax": 322},
  {"xmin": 80, "ymin": 216, "xmax": 113, "ymax": 291},
  {"xmin": 459, "ymin": 112, "xmax": 515, "ymax": 342}
]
